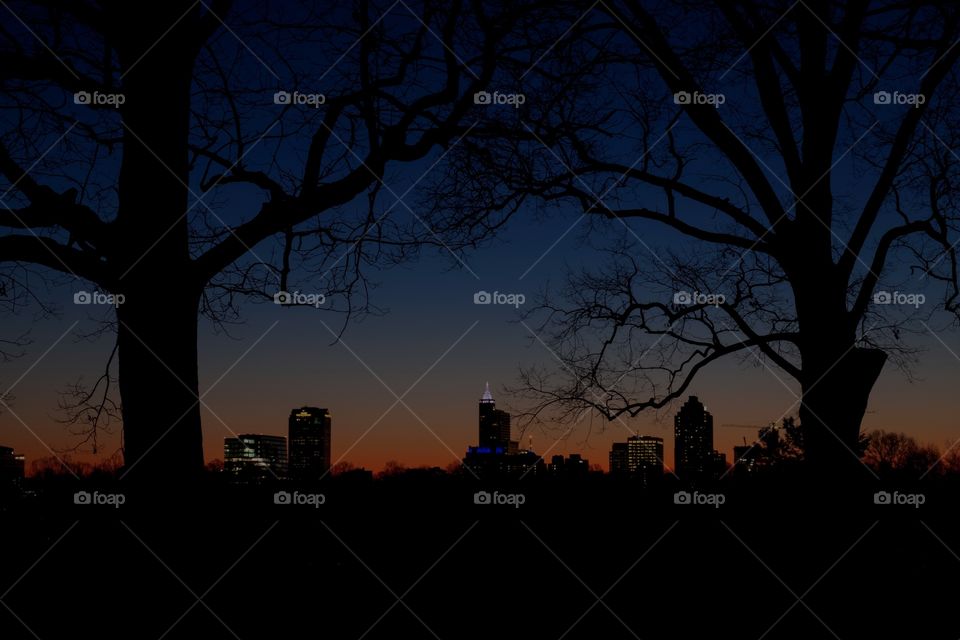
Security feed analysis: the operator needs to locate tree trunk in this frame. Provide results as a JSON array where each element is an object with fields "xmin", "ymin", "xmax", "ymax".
[
  {"xmin": 799, "ymin": 346, "xmax": 886, "ymax": 482},
  {"xmin": 117, "ymin": 285, "xmax": 204, "ymax": 481},
  {"xmin": 110, "ymin": 2, "xmax": 203, "ymax": 481}
]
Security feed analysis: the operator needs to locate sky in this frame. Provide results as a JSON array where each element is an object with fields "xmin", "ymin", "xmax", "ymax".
[
  {"xmin": 2, "ymin": 2, "xmax": 960, "ymax": 475},
  {"xmin": 2, "ymin": 196, "xmax": 959, "ymax": 475}
]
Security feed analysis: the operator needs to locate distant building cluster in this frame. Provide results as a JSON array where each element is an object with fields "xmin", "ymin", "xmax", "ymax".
[
  {"xmin": 463, "ymin": 386, "xmax": 732, "ymax": 485},
  {"xmin": 3, "ymin": 392, "xmax": 735, "ymax": 488},
  {"xmin": 461, "ymin": 383, "xmax": 592, "ymax": 478},
  {"xmin": 463, "ymin": 383, "xmax": 543, "ymax": 476},
  {"xmin": 223, "ymin": 406, "xmax": 331, "ymax": 483},
  {"xmin": 608, "ymin": 395, "xmax": 727, "ymax": 486}
]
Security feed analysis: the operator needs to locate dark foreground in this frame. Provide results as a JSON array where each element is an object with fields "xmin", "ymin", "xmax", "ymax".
[{"xmin": 0, "ymin": 476, "xmax": 957, "ymax": 639}]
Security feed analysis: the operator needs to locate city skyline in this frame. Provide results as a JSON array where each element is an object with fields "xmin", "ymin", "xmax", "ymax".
[
  {"xmin": 0, "ymin": 383, "xmax": 804, "ymax": 475},
  {"xmin": 7, "ymin": 369, "xmax": 956, "ymax": 477}
]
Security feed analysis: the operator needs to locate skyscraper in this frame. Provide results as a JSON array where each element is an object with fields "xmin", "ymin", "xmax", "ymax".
[
  {"xmin": 609, "ymin": 442, "xmax": 629, "ymax": 475},
  {"xmin": 464, "ymin": 383, "xmax": 538, "ymax": 476},
  {"xmin": 224, "ymin": 434, "xmax": 287, "ymax": 482},
  {"xmin": 674, "ymin": 396, "xmax": 714, "ymax": 484},
  {"xmin": 608, "ymin": 436, "xmax": 663, "ymax": 485},
  {"xmin": 288, "ymin": 407, "xmax": 332, "ymax": 482},
  {"xmin": 628, "ymin": 435, "xmax": 664, "ymax": 484},
  {"xmin": 478, "ymin": 382, "xmax": 512, "ymax": 450}
]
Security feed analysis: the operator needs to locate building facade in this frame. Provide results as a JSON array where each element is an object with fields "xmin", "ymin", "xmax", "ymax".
[
  {"xmin": 609, "ymin": 442, "xmax": 630, "ymax": 475},
  {"xmin": 288, "ymin": 407, "xmax": 332, "ymax": 482},
  {"xmin": 224, "ymin": 434, "xmax": 288, "ymax": 482},
  {"xmin": 0, "ymin": 446, "xmax": 25, "ymax": 486},
  {"xmin": 675, "ymin": 396, "xmax": 713, "ymax": 483},
  {"xmin": 674, "ymin": 396, "xmax": 725, "ymax": 484},
  {"xmin": 478, "ymin": 382, "xmax": 512, "ymax": 450},
  {"xmin": 609, "ymin": 436, "xmax": 663, "ymax": 485}
]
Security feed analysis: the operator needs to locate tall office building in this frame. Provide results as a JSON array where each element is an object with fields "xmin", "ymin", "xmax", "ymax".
[
  {"xmin": 628, "ymin": 435, "xmax": 664, "ymax": 482},
  {"xmin": 464, "ymin": 383, "xmax": 539, "ymax": 476},
  {"xmin": 478, "ymin": 382, "xmax": 512, "ymax": 450},
  {"xmin": 609, "ymin": 442, "xmax": 629, "ymax": 475},
  {"xmin": 608, "ymin": 436, "xmax": 663, "ymax": 485},
  {"xmin": 288, "ymin": 407, "xmax": 332, "ymax": 482},
  {"xmin": 674, "ymin": 395, "xmax": 715, "ymax": 484},
  {"xmin": 224, "ymin": 434, "xmax": 287, "ymax": 482}
]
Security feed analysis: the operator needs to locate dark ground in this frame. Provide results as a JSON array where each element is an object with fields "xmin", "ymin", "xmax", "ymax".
[{"xmin": 0, "ymin": 475, "xmax": 957, "ymax": 639}]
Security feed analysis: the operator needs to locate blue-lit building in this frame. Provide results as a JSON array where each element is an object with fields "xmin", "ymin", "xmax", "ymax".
[{"xmin": 463, "ymin": 383, "xmax": 541, "ymax": 477}]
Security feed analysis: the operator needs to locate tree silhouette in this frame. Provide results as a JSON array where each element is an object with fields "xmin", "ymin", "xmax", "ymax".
[
  {"xmin": 0, "ymin": 0, "xmax": 558, "ymax": 480},
  {"xmin": 863, "ymin": 429, "xmax": 940, "ymax": 479},
  {"xmin": 757, "ymin": 416, "xmax": 806, "ymax": 465},
  {"xmin": 436, "ymin": 1, "xmax": 960, "ymax": 477}
]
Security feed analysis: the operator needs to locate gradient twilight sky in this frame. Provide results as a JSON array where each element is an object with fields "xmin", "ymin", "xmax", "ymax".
[
  {"xmin": 1, "ymin": 190, "xmax": 959, "ymax": 474},
  {"xmin": 2, "ymin": 3, "xmax": 960, "ymax": 474}
]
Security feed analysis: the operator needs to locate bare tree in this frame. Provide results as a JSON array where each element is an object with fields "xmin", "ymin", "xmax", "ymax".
[
  {"xmin": 0, "ymin": 0, "xmax": 560, "ymax": 480},
  {"xmin": 863, "ymin": 429, "xmax": 939, "ymax": 478},
  {"xmin": 434, "ymin": 1, "xmax": 960, "ymax": 476}
]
